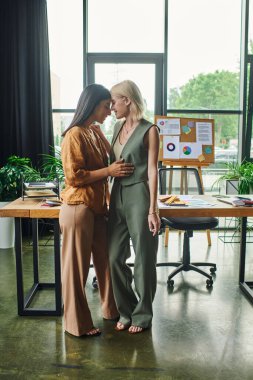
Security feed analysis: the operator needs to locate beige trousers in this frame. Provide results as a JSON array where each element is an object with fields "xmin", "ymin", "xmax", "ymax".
[{"xmin": 59, "ymin": 204, "xmax": 118, "ymax": 336}]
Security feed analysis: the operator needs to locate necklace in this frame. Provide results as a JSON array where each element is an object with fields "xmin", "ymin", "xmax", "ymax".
[{"xmin": 124, "ymin": 123, "xmax": 136, "ymax": 134}]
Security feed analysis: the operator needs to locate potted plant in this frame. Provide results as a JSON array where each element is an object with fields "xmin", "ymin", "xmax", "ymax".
[
  {"xmin": 39, "ymin": 146, "xmax": 64, "ymax": 182},
  {"xmin": 213, "ymin": 160, "xmax": 253, "ymax": 243},
  {"xmin": 213, "ymin": 161, "xmax": 253, "ymax": 195},
  {"xmin": 0, "ymin": 156, "xmax": 41, "ymax": 201},
  {"xmin": 0, "ymin": 155, "xmax": 41, "ymax": 248}
]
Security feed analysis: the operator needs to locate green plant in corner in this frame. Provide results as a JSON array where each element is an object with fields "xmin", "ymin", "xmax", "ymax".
[
  {"xmin": 0, "ymin": 155, "xmax": 41, "ymax": 201},
  {"xmin": 213, "ymin": 160, "xmax": 253, "ymax": 194},
  {"xmin": 213, "ymin": 160, "xmax": 253, "ymax": 241},
  {"xmin": 39, "ymin": 146, "xmax": 64, "ymax": 182}
]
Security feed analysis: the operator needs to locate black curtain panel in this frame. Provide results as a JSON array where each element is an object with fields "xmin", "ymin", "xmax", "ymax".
[{"xmin": 0, "ymin": 0, "xmax": 54, "ymax": 167}]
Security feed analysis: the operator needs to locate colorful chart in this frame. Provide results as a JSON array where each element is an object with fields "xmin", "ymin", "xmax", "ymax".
[
  {"xmin": 166, "ymin": 143, "xmax": 176, "ymax": 152},
  {"xmin": 183, "ymin": 146, "xmax": 191, "ymax": 155}
]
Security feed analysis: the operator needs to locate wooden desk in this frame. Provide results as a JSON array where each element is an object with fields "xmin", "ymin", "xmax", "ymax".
[
  {"xmin": 159, "ymin": 195, "xmax": 253, "ymax": 303},
  {"xmin": 1, "ymin": 196, "xmax": 253, "ymax": 314},
  {"xmin": 159, "ymin": 195, "xmax": 253, "ymax": 218},
  {"xmin": 0, "ymin": 197, "xmax": 61, "ymax": 218},
  {"xmin": 0, "ymin": 198, "xmax": 61, "ymax": 316}
]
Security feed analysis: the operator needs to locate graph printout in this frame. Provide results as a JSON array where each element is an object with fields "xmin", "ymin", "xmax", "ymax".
[
  {"xmin": 157, "ymin": 118, "xmax": 181, "ymax": 135},
  {"xmin": 179, "ymin": 142, "xmax": 202, "ymax": 159},
  {"xmin": 163, "ymin": 136, "xmax": 180, "ymax": 159}
]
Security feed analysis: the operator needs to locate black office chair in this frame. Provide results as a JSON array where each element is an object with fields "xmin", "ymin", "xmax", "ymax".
[{"xmin": 159, "ymin": 167, "xmax": 218, "ymax": 287}]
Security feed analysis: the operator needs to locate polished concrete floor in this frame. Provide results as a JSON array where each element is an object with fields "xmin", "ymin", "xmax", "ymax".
[{"xmin": 0, "ymin": 228, "xmax": 253, "ymax": 380}]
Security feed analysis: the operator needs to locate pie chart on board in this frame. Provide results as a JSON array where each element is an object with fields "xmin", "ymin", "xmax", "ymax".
[{"xmin": 183, "ymin": 146, "xmax": 191, "ymax": 155}]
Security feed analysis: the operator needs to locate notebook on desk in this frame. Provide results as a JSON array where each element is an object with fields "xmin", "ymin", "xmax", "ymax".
[{"xmin": 217, "ymin": 196, "xmax": 253, "ymax": 207}]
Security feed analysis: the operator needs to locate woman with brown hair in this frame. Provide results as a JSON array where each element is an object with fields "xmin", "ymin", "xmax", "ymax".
[{"xmin": 60, "ymin": 84, "xmax": 134, "ymax": 337}]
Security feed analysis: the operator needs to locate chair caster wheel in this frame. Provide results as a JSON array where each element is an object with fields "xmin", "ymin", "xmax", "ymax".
[
  {"xmin": 167, "ymin": 279, "xmax": 174, "ymax": 287},
  {"xmin": 206, "ymin": 279, "xmax": 213, "ymax": 287},
  {"xmin": 210, "ymin": 267, "xmax": 216, "ymax": 274},
  {"xmin": 92, "ymin": 276, "xmax": 98, "ymax": 289}
]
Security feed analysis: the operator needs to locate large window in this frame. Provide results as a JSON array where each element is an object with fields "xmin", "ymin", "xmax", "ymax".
[
  {"xmin": 47, "ymin": 0, "xmax": 251, "ymax": 177},
  {"xmin": 47, "ymin": 0, "xmax": 83, "ymax": 140},
  {"xmin": 47, "ymin": 0, "xmax": 83, "ymax": 109},
  {"xmin": 249, "ymin": 0, "xmax": 253, "ymax": 51},
  {"xmin": 167, "ymin": 0, "xmax": 241, "ymax": 110},
  {"xmin": 93, "ymin": 62, "xmax": 157, "ymax": 141},
  {"xmin": 167, "ymin": 0, "xmax": 242, "ymax": 168},
  {"xmin": 87, "ymin": 0, "xmax": 164, "ymax": 53}
]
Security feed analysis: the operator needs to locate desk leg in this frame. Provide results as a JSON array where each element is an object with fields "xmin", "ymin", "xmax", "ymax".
[
  {"xmin": 53, "ymin": 219, "xmax": 62, "ymax": 315},
  {"xmin": 14, "ymin": 217, "xmax": 62, "ymax": 316},
  {"xmin": 239, "ymin": 217, "xmax": 247, "ymax": 283},
  {"xmin": 239, "ymin": 216, "xmax": 253, "ymax": 301},
  {"xmin": 32, "ymin": 219, "xmax": 39, "ymax": 283},
  {"xmin": 14, "ymin": 218, "xmax": 24, "ymax": 315}
]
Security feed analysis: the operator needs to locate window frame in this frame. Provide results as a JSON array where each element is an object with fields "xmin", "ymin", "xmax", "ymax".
[{"xmin": 86, "ymin": 53, "xmax": 164, "ymax": 115}]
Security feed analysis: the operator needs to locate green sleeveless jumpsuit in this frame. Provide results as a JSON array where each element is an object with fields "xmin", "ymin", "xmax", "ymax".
[{"xmin": 108, "ymin": 119, "xmax": 158, "ymax": 328}]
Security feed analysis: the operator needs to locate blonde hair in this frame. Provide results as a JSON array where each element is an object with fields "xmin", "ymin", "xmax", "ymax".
[{"xmin": 111, "ymin": 80, "xmax": 145, "ymax": 120}]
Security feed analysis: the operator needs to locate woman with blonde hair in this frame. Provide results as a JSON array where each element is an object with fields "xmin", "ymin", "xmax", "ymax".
[{"xmin": 108, "ymin": 80, "xmax": 160, "ymax": 334}]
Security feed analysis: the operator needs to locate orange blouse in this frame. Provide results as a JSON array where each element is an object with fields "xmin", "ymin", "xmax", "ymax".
[{"xmin": 60, "ymin": 126, "xmax": 108, "ymax": 215}]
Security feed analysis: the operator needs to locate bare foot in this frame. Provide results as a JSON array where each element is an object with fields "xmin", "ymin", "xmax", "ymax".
[
  {"xmin": 128, "ymin": 325, "xmax": 145, "ymax": 334},
  {"xmin": 65, "ymin": 327, "xmax": 101, "ymax": 338},
  {"xmin": 84, "ymin": 327, "xmax": 101, "ymax": 337},
  {"xmin": 115, "ymin": 322, "xmax": 130, "ymax": 331}
]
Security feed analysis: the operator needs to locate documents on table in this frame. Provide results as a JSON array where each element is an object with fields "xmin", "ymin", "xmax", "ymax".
[
  {"xmin": 216, "ymin": 196, "xmax": 253, "ymax": 207},
  {"xmin": 24, "ymin": 182, "xmax": 57, "ymax": 189},
  {"xmin": 158, "ymin": 195, "xmax": 216, "ymax": 208},
  {"xmin": 25, "ymin": 189, "xmax": 56, "ymax": 197},
  {"xmin": 22, "ymin": 181, "xmax": 59, "ymax": 200}
]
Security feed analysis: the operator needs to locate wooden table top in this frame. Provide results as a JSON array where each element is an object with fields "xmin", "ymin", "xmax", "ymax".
[
  {"xmin": 158, "ymin": 195, "xmax": 253, "ymax": 218},
  {"xmin": 0, "ymin": 198, "xmax": 61, "ymax": 218},
  {"xmin": 1, "ymin": 196, "xmax": 253, "ymax": 219}
]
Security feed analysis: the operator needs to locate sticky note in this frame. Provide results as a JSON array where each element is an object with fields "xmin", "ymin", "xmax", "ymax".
[
  {"xmin": 188, "ymin": 121, "xmax": 195, "ymax": 128},
  {"xmin": 198, "ymin": 154, "xmax": 206, "ymax": 162},
  {"xmin": 182, "ymin": 125, "xmax": 191, "ymax": 134},
  {"xmin": 204, "ymin": 146, "xmax": 212, "ymax": 154}
]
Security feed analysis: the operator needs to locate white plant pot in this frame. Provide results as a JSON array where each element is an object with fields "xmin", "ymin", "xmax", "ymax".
[
  {"xmin": 0, "ymin": 202, "xmax": 15, "ymax": 249},
  {"xmin": 226, "ymin": 180, "xmax": 239, "ymax": 195}
]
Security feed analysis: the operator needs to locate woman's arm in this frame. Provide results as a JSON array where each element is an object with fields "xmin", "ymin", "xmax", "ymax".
[
  {"xmin": 62, "ymin": 133, "xmax": 134, "ymax": 187},
  {"xmin": 146, "ymin": 125, "xmax": 161, "ymax": 236}
]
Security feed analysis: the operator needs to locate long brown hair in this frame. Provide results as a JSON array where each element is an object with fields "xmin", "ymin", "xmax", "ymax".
[{"xmin": 62, "ymin": 84, "xmax": 111, "ymax": 136}]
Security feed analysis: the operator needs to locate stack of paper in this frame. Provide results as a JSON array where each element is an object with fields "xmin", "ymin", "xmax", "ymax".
[
  {"xmin": 24, "ymin": 182, "xmax": 56, "ymax": 189},
  {"xmin": 25, "ymin": 189, "xmax": 56, "ymax": 197}
]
